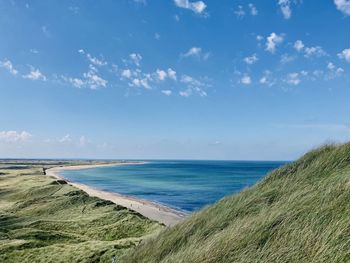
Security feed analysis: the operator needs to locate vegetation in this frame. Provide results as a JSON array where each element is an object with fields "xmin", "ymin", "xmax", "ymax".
[
  {"xmin": 123, "ymin": 143, "xmax": 350, "ymax": 263},
  {"xmin": 0, "ymin": 162, "xmax": 163, "ymax": 263}
]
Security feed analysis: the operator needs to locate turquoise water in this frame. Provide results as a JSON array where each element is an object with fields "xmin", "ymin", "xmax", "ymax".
[{"xmin": 61, "ymin": 161, "xmax": 285, "ymax": 213}]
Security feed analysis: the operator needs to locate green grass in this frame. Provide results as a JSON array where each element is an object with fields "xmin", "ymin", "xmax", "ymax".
[
  {"xmin": 0, "ymin": 163, "xmax": 163, "ymax": 263},
  {"xmin": 122, "ymin": 143, "xmax": 350, "ymax": 263}
]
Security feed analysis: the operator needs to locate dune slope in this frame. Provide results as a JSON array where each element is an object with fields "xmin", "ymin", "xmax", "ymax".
[
  {"xmin": 0, "ymin": 164, "xmax": 162, "ymax": 263},
  {"xmin": 123, "ymin": 144, "xmax": 350, "ymax": 263}
]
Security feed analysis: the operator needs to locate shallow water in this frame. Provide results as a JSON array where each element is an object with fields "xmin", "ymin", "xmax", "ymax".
[{"xmin": 61, "ymin": 160, "xmax": 286, "ymax": 213}]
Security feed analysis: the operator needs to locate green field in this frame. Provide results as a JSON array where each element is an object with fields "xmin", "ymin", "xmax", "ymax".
[
  {"xmin": 123, "ymin": 144, "xmax": 350, "ymax": 262},
  {"xmin": 0, "ymin": 161, "xmax": 163, "ymax": 263}
]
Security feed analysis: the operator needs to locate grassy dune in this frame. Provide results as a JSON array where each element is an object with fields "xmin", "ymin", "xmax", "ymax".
[
  {"xmin": 123, "ymin": 143, "xmax": 350, "ymax": 262},
  {"xmin": 0, "ymin": 162, "xmax": 163, "ymax": 263}
]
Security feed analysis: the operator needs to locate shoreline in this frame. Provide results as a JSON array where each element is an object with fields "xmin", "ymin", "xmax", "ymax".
[{"xmin": 46, "ymin": 162, "xmax": 187, "ymax": 226}]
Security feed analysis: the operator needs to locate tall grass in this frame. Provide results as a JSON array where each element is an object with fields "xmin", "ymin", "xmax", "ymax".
[
  {"xmin": 123, "ymin": 143, "xmax": 350, "ymax": 262},
  {"xmin": 0, "ymin": 164, "xmax": 163, "ymax": 263}
]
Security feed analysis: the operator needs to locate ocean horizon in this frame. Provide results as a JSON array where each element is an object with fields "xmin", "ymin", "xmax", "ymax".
[{"xmin": 60, "ymin": 160, "xmax": 286, "ymax": 213}]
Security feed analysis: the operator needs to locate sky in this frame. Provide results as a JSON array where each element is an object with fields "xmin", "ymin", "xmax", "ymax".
[{"xmin": 1, "ymin": 0, "xmax": 350, "ymax": 160}]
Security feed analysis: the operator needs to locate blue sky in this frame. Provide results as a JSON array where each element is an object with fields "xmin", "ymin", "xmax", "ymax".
[{"xmin": 1, "ymin": 0, "xmax": 350, "ymax": 160}]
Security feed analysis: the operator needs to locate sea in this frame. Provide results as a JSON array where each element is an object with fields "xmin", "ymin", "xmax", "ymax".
[{"xmin": 60, "ymin": 160, "xmax": 286, "ymax": 213}]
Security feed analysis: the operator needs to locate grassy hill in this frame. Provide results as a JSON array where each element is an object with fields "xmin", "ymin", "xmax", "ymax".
[
  {"xmin": 123, "ymin": 144, "xmax": 350, "ymax": 263},
  {"xmin": 0, "ymin": 162, "xmax": 163, "ymax": 263}
]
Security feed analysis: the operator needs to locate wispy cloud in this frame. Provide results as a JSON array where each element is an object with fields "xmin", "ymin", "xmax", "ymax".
[
  {"xmin": 234, "ymin": 5, "xmax": 246, "ymax": 18},
  {"xmin": 278, "ymin": 0, "xmax": 292, "ymax": 19},
  {"xmin": 129, "ymin": 53, "xmax": 142, "ymax": 67},
  {"xmin": 83, "ymin": 65, "xmax": 108, "ymax": 89},
  {"xmin": 0, "ymin": 131, "xmax": 32, "ymax": 143},
  {"xmin": 156, "ymin": 68, "xmax": 177, "ymax": 81},
  {"xmin": 180, "ymin": 75, "xmax": 208, "ymax": 97},
  {"xmin": 174, "ymin": 0, "xmax": 207, "ymax": 15},
  {"xmin": 243, "ymin": 54, "xmax": 258, "ymax": 64},
  {"xmin": 249, "ymin": 3, "xmax": 258, "ymax": 16},
  {"xmin": 326, "ymin": 62, "xmax": 344, "ymax": 80},
  {"xmin": 0, "ymin": 59, "xmax": 18, "ymax": 75},
  {"xmin": 23, "ymin": 66, "xmax": 47, "ymax": 81},
  {"xmin": 41, "ymin": 25, "xmax": 51, "ymax": 38},
  {"xmin": 182, "ymin": 47, "xmax": 210, "ymax": 60},
  {"xmin": 293, "ymin": 40, "xmax": 327, "ymax": 58},
  {"xmin": 161, "ymin": 90, "xmax": 172, "ymax": 96},
  {"xmin": 285, "ymin": 72, "xmax": 301, "ymax": 85},
  {"xmin": 240, "ymin": 74, "xmax": 252, "ymax": 85},
  {"xmin": 338, "ymin": 48, "xmax": 350, "ymax": 62},
  {"xmin": 304, "ymin": 46, "xmax": 327, "ymax": 58},
  {"xmin": 78, "ymin": 49, "xmax": 107, "ymax": 66},
  {"xmin": 59, "ymin": 134, "xmax": 72, "ymax": 143},
  {"xmin": 334, "ymin": 0, "xmax": 350, "ymax": 16},
  {"xmin": 234, "ymin": 3, "xmax": 258, "ymax": 18},
  {"xmin": 259, "ymin": 70, "xmax": 275, "ymax": 86}
]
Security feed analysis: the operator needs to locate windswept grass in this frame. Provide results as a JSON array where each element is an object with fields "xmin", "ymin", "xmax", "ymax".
[
  {"xmin": 0, "ymin": 163, "xmax": 163, "ymax": 263},
  {"xmin": 123, "ymin": 143, "xmax": 350, "ymax": 263}
]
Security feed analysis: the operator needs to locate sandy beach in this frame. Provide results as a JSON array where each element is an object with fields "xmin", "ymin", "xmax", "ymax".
[{"xmin": 46, "ymin": 163, "xmax": 187, "ymax": 226}]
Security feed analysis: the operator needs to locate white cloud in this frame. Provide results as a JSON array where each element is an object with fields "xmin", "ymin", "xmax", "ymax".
[
  {"xmin": 182, "ymin": 47, "xmax": 210, "ymax": 60},
  {"xmin": 131, "ymin": 77, "xmax": 152, "ymax": 89},
  {"xmin": 241, "ymin": 75, "xmax": 252, "ymax": 85},
  {"xmin": 161, "ymin": 90, "xmax": 172, "ymax": 96},
  {"xmin": 30, "ymin": 49, "xmax": 39, "ymax": 54},
  {"xmin": 256, "ymin": 35, "xmax": 264, "ymax": 41},
  {"xmin": 334, "ymin": 0, "xmax": 350, "ymax": 15},
  {"xmin": 78, "ymin": 50, "xmax": 107, "ymax": 66},
  {"xmin": 259, "ymin": 71, "xmax": 275, "ymax": 86},
  {"xmin": 155, "ymin": 68, "xmax": 177, "ymax": 81},
  {"xmin": 0, "ymin": 59, "xmax": 18, "ymax": 75},
  {"xmin": 243, "ymin": 54, "xmax": 258, "ymax": 64},
  {"xmin": 23, "ymin": 66, "xmax": 47, "ymax": 81},
  {"xmin": 278, "ymin": 0, "xmax": 292, "ymax": 19},
  {"xmin": 179, "ymin": 89, "xmax": 192, "ymax": 97},
  {"xmin": 86, "ymin": 54, "xmax": 107, "ymax": 66},
  {"xmin": 338, "ymin": 49, "xmax": 350, "ymax": 62},
  {"xmin": 234, "ymin": 5, "xmax": 246, "ymax": 18},
  {"xmin": 234, "ymin": 3, "xmax": 258, "ymax": 18},
  {"xmin": 294, "ymin": 40, "xmax": 327, "ymax": 58},
  {"xmin": 180, "ymin": 75, "xmax": 207, "ymax": 97},
  {"xmin": 280, "ymin": 53, "xmax": 295, "ymax": 64},
  {"xmin": 129, "ymin": 53, "xmax": 142, "ymax": 67},
  {"xmin": 304, "ymin": 46, "xmax": 327, "ymax": 58},
  {"xmin": 326, "ymin": 62, "xmax": 344, "ymax": 79},
  {"xmin": 62, "ymin": 64, "xmax": 107, "ymax": 90},
  {"xmin": 294, "ymin": 40, "xmax": 304, "ymax": 52},
  {"xmin": 59, "ymin": 134, "xmax": 72, "ymax": 143},
  {"xmin": 286, "ymin": 72, "xmax": 301, "ymax": 85},
  {"xmin": 121, "ymin": 69, "xmax": 132, "ymax": 78},
  {"xmin": 0, "ymin": 131, "xmax": 32, "ymax": 143},
  {"xmin": 65, "ymin": 77, "xmax": 85, "ymax": 88},
  {"xmin": 266, "ymin": 33, "xmax": 284, "ymax": 53},
  {"xmin": 167, "ymin": 68, "xmax": 177, "ymax": 80},
  {"xmin": 174, "ymin": 0, "xmax": 207, "ymax": 15},
  {"xmin": 156, "ymin": 69, "xmax": 167, "ymax": 81},
  {"xmin": 249, "ymin": 3, "xmax": 258, "ymax": 16},
  {"xmin": 83, "ymin": 67, "xmax": 108, "ymax": 89}
]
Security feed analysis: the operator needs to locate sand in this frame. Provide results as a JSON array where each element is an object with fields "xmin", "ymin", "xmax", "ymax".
[{"xmin": 46, "ymin": 163, "xmax": 187, "ymax": 226}]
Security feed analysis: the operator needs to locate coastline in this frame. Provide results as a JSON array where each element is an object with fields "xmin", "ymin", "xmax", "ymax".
[{"xmin": 46, "ymin": 163, "xmax": 187, "ymax": 226}]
